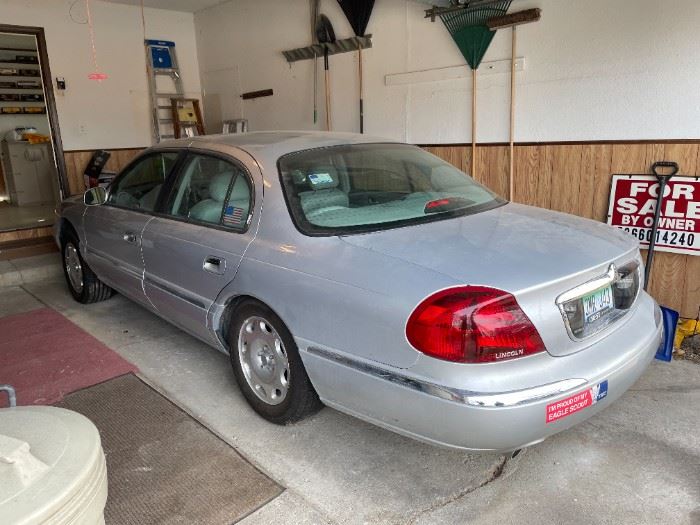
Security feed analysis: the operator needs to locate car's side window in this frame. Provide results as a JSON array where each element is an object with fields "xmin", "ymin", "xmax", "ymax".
[
  {"xmin": 164, "ymin": 153, "xmax": 252, "ymax": 229},
  {"xmin": 107, "ymin": 152, "xmax": 179, "ymax": 211}
]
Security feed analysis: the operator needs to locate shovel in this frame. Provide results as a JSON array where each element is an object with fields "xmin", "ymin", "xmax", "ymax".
[
  {"xmin": 315, "ymin": 15, "xmax": 336, "ymax": 131},
  {"xmin": 645, "ymin": 161, "xmax": 680, "ymax": 362}
]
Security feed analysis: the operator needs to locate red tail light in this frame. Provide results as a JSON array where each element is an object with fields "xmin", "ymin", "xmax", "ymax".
[{"xmin": 406, "ymin": 286, "xmax": 546, "ymax": 363}]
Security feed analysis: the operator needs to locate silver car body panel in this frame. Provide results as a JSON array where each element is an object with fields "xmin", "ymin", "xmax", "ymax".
[
  {"xmin": 301, "ymin": 294, "xmax": 661, "ymax": 451},
  {"xmin": 55, "ymin": 131, "xmax": 661, "ymax": 452},
  {"xmin": 82, "ymin": 205, "xmax": 154, "ymax": 307},
  {"xmin": 141, "ymin": 145, "xmax": 264, "ymax": 344}
]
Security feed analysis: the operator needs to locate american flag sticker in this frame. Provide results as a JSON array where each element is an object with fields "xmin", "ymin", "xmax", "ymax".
[{"xmin": 223, "ymin": 206, "xmax": 245, "ymax": 226}]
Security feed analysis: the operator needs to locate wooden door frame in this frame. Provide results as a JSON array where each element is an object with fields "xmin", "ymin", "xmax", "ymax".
[{"xmin": 0, "ymin": 23, "xmax": 69, "ymax": 198}]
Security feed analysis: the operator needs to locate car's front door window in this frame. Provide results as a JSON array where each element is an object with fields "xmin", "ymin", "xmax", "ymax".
[
  {"xmin": 107, "ymin": 152, "xmax": 179, "ymax": 212},
  {"xmin": 164, "ymin": 153, "xmax": 252, "ymax": 229}
]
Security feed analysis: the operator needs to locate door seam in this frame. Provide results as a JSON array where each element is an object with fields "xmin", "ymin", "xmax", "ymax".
[{"xmin": 139, "ymin": 215, "xmax": 160, "ymax": 312}]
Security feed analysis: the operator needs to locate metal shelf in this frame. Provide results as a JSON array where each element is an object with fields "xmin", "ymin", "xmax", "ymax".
[
  {"xmin": 0, "ymin": 62, "xmax": 39, "ymax": 67},
  {"xmin": 0, "ymin": 74, "xmax": 41, "ymax": 79},
  {"xmin": 0, "ymin": 47, "xmax": 37, "ymax": 53}
]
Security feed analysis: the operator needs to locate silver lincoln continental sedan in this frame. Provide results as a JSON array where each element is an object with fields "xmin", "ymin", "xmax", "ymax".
[{"xmin": 55, "ymin": 132, "xmax": 662, "ymax": 452}]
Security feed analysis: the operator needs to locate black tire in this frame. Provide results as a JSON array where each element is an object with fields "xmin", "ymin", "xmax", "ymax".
[
  {"xmin": 61, "ymin": 229, "xmax": 113, "ymax": 304},
  {"xmin": 229, "ymin": 301, "xmax": 322, "ymax": 424}
]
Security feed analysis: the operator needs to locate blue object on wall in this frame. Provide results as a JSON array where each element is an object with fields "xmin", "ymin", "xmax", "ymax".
[
  {"xmin": 150, "ymin": 46, "xmax": 173, "ymax": 69},
  {"xmin": 655, "ymin": 306, "xmax": 679, "ymax": 362}
]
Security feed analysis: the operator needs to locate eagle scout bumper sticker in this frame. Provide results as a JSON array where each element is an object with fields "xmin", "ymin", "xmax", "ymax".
[{"xmin": 546, "ymin": 380, "xmax": 608, "ymax": 423}]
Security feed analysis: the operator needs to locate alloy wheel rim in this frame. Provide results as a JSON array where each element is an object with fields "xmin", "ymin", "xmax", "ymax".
[
  {"xmin": 237, "ymin": 315, "xmax": 290, "ymax": 406},
  {"xmin": 64, "ymin": 243, "xmax": 84, "ymax": 293}
]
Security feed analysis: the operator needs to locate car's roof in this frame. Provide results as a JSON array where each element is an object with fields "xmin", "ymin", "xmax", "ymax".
[{"xmin": 159, "ymin": 131, "xmax": 400, "ymax": 160}]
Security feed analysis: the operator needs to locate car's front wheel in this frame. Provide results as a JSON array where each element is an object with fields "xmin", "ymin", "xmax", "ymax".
[
  {"xmin": 61, "ymin": 230, "xmax": 113, "ymax": 304},
  {"xmin": 229, "ymin": 301, "xmax": 322, "ymax": 424}
]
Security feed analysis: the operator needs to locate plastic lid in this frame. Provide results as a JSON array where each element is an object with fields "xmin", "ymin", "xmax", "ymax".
[{"xmin": 0, "ymin": 406, "xmax": 104, "ymax": 524}]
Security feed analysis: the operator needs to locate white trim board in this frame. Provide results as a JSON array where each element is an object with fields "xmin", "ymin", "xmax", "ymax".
[{"xmin": 385, "ymin": 57, "xmax": 525, "ymax": 86}]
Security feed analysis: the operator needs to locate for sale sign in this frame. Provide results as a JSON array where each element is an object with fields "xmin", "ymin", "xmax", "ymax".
[{"xmin": 607, "ymin": 174, "xmax": 700, "ymax": 256}]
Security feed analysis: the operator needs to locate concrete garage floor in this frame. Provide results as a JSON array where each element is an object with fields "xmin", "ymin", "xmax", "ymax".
[{"xmin": 3, "ymin": 256, "xmax": 700, "ymax": 525}]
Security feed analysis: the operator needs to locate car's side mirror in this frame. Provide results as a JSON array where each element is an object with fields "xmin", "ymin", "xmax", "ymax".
[{"xmin": 84, "ymin": 186, "xmax": 107, "ymax": 206}]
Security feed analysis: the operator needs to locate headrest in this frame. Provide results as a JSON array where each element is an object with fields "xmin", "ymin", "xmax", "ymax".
[
  {"xmin": 306, "ymin": 167, "xmax": 339, "ymax": 190},
  {"xmin": 210, "ymin": 171, "xmax": 233, "ymax": 202},
  {"xmin": 430, "ymin": 166, "xmax": 470, "ymax": 192},
  {"xmin": 229, "ymin": 175, "xmax": 249, "ymax": 201}
]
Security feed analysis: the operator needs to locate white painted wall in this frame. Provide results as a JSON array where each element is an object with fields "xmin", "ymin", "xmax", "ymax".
[
  {"xmin": 194, "ymin": 0, "xmax": 700, "ymax": 143},
  {"xmin": 1, "ymin": 0, "xmax": 202, "ymax": 150}
]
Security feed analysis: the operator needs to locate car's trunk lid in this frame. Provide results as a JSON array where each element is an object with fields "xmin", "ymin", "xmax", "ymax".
[{"xmin": 340, "ymin": 203, "xmax": 641, "ymax": 357}]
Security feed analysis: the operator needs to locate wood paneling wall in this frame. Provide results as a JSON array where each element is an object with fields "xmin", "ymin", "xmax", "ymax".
[
  {"xmin": 0, "ymin": 226, "xmax": 54, "ymax": 244},
  {"xmin": 0, "ymin": 148, "xmax": 144, "ymax": 244},
  {"xmin": 63, "ymin": 148, "xmax": 144, "ymax": 196},
  {"xmin": 423, "ymin": 142, "xmax": 700, "ymax": 319}
]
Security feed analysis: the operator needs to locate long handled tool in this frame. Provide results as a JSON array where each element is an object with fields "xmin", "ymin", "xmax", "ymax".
[
  {"xmin": 487, "ymin": 8, "xmax": 541, "ymax": 200},
  {"xmin": 472, "ymin": 69, "xmax": 477, "ymax": 175},
  {"xmin": 315, "ymin": 15, "xmax": 336, "ymax": 131},
  {"xmin": 429, "ymin": 1, "xmax": 512, "ymax": 179},
  {"xmin": 644, "ymin": 161, "xmax": 680, "ymax": 362},
  {"xmin": 310, "ymin": 0, "xmax": 320, "ymax": 125},
  {"xmin": 645, "ymin": 161, "xmax": 678, "ymax": 289},
  {"xmin": 337, "ymin": 0, "xmax": 376, "ymax": 133}
]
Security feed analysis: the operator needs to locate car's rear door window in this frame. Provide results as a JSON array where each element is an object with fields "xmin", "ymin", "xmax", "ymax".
[
  {"xmin": 163, "ymin": 153, "xmax": 252, "ymax": 230},
  {"xmin": 278, "ymin": 143, "xmax": 504, "ymax": 235}
]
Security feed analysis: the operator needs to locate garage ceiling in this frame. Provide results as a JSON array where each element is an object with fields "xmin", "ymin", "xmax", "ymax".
[{"xmin": 102, "ymin": 0, "xmax": 230, "ymax": 13}]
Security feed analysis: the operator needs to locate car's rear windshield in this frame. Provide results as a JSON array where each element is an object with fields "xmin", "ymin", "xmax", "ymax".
[{"xmin": 277, "ymin": 143, "xmax": 505, "ymax": 235}]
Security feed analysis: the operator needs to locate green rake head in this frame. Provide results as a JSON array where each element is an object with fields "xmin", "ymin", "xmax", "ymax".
[{"xmin": 438, "ymin": 0, "xmax": 512, "ymax": 69}]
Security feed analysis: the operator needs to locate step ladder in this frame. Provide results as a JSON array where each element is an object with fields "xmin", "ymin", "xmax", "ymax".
[
  {"xmin": 145, "ymin": 39, "xmax": 184, "ymax": 142},
  {"xmin": 170, "ymin": 98, "xmax": 204, "ymax": 139}
]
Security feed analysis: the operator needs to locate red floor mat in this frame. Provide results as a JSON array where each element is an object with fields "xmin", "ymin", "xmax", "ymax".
[{"xmin": 0, "ymin": 307, "xmax": 137, "ymax": 407}]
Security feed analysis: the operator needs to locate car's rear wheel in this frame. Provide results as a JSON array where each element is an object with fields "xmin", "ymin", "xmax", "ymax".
[
  {"xmin": 229, "ymin": 301, "xmax": 322, "ymax": 424},
  {"xmin": 61, "ymin": 229, "xmax": 113, "ymax": 304}
]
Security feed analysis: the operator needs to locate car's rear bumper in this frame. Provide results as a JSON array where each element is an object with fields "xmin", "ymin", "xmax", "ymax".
[{"xmin": 300, "ymin": 294, "xmax": 662, "ymax": 452}]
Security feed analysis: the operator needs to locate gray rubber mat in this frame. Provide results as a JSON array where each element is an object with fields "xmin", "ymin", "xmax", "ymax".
[{"xmin": 58, "ymin": 374, "xmax": 282, "ymax": 524}]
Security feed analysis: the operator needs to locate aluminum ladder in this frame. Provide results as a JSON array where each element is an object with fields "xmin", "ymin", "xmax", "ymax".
[{"xmin": 145, "ymin": 39, "xmax": 184, "ymax": 142}]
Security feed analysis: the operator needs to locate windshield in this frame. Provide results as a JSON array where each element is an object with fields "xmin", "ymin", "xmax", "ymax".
[{"xmin": 278, "ymin": 143, "xmax": 505, "ymax": 235}]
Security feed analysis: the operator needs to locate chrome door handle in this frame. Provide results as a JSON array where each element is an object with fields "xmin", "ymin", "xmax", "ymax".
[
  {"xmin": 203, "ymin": 256, "xmax": 226, "ymax": 275},
  {"xmin": 123, "ymin": 231, "xmax": 137, "ymax": 244}
]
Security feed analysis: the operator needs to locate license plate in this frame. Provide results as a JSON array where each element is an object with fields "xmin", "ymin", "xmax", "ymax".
[{"xmin": 582, "ymin": 286, "xmax": 613, "ymax": 324}]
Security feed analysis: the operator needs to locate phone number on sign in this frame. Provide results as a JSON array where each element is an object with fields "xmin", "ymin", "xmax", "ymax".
[{"xmin": 618, "ymin": 226, "xmax": 696, "ymax": 247}]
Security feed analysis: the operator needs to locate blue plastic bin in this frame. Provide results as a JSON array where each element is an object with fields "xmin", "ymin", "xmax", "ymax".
[{"xmin": 655, "ymin": 306, "xmax": 679, "ymax": 362}]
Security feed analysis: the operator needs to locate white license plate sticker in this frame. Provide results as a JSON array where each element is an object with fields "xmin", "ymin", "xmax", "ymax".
[{"xmin": 582, "ymin": 286, "xmax": 613, "ymax": 324}]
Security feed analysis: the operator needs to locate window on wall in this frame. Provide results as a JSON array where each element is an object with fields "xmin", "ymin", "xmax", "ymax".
[
  {"xmin": 164, "ymin": 154, "xmax": 252, "ymax": 229},
  {"xmin": 107, "ymin": 152, "xmax": 179, "ymax": 211}
]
